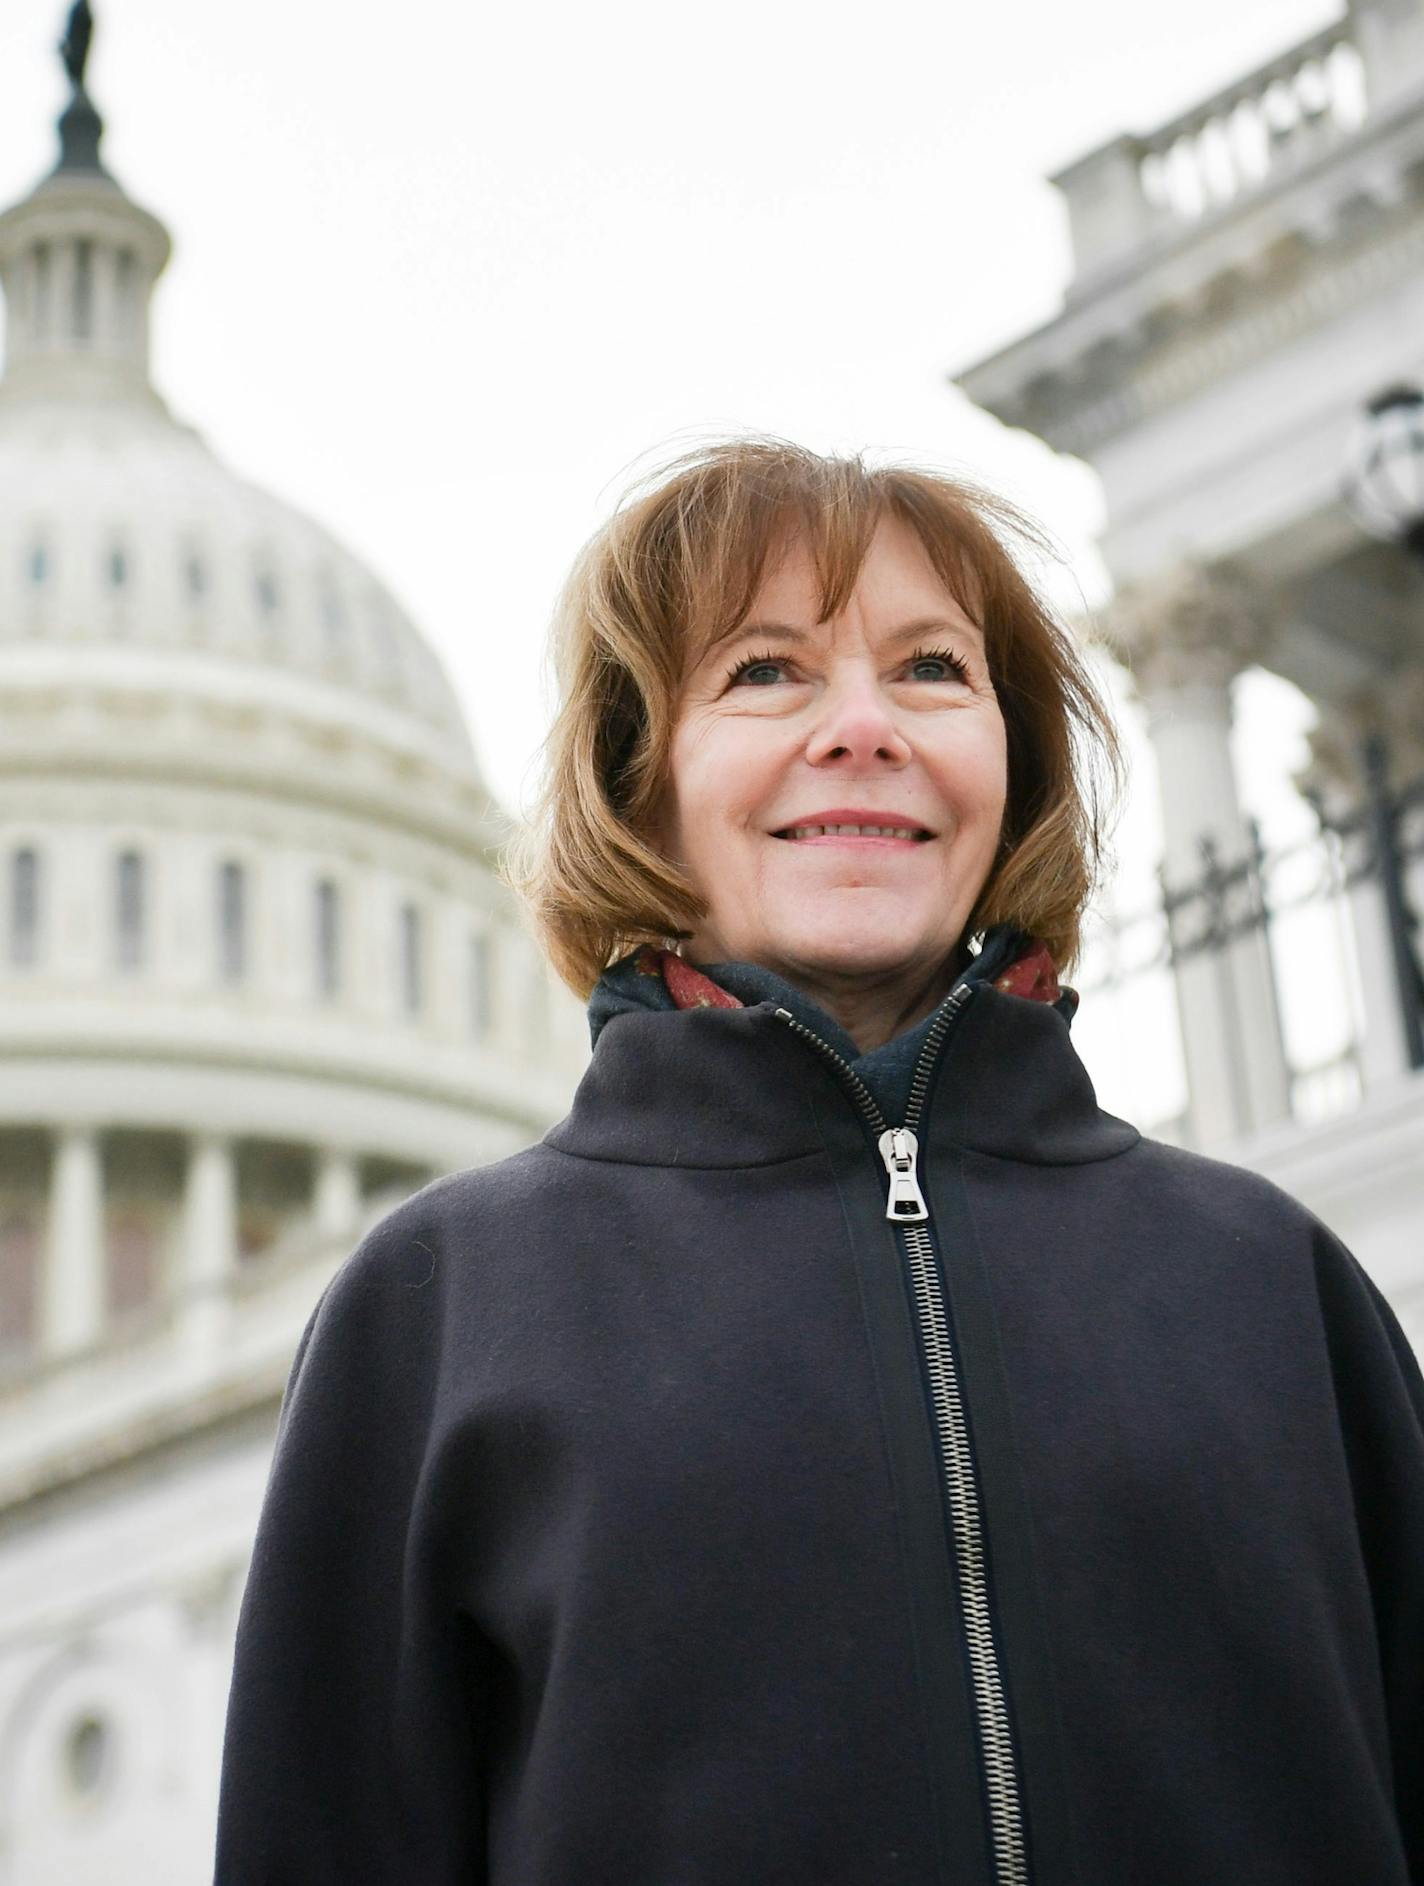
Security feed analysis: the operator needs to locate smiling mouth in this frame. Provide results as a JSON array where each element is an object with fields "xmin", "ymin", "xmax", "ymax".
[{"xmin": 772, "ymin": 823, "xmax": 934, "ymax": 841}]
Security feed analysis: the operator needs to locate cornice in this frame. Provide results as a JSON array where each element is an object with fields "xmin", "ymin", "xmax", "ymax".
[
  {"xmin": 954, "ymin": 93, "xmax": 1424, "ymax": 453},
  {"xmin": 0, "ymin": 1026, "xmax": 570, "ymax": 1137},
  {"xmin": 0, "ymin": 687, "xmax": 512, "ymax": 866},
  {"xmin": 1046, "ymin": 210, "xmax": 1424, "ymax": 457}
]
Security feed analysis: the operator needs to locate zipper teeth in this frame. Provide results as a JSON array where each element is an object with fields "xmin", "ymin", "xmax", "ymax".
[
  {"xmin": 905, "ymin": 979, "xmax": 975, "ymax": 1129},
  {"xmin": 903, "ymin": 1221, "xmax": 1028, "ymax": 1886},
  {"xmin": 771, "ymin": 1010, "xmax": 887, "ymax": 1137},
  {"xmin": 771, "ymin": 986, "xmax": 1029, "ymax": 1886}
]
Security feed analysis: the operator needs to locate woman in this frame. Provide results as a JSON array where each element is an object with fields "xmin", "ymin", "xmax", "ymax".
[{"xmin": 213, "ymin": 438, "xmax": 1424, "ymax": 1886}]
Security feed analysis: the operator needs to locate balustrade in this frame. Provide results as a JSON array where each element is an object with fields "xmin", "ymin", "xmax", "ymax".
[{"xmin": 1054, "ymin": 14, "xmax": 1372, "ymax": 282}]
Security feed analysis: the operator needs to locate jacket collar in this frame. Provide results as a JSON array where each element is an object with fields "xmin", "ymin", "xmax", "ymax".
[
  {"xmin": 586, "ymin": 923, "xmax": 1071, "ymax": 1052},
  {"xmin": 553, "ymin": 940, "xmax": 1139, "ymax": 1170}
]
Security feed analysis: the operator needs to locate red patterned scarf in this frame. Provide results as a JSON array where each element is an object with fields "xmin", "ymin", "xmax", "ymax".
[{"xmin": 630, "ymin": 939, "xmax": 1066, "ymax": 1013}]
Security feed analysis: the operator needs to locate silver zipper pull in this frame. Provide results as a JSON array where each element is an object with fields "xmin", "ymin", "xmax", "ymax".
[{"xmin": 878, "ymin": 1127, "xmax": 928, "ymax": 1223}]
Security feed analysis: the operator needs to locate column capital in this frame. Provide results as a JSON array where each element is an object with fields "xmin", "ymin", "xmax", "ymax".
[
  {"xmin": 1294, "ymin": 665, "xmax": 1424, "ymax": 810},
  {"xmin": 1100, "ymin": 557, "xmax": 1282, "ymax": 697}
]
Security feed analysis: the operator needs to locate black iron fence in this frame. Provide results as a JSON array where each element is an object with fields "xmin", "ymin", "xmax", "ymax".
[{"xmin": 1074, "ymin": 747, "xmax": 1424, "ymax": 1127}]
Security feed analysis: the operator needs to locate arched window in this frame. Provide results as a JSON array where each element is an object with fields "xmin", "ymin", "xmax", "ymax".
[
  {"xmin": 73, "ymin": 238, "xmax": 94, "ymax": 341},
  {"xmin": 26, "ymin": 539, "xmax": 49, "ymax": 587},
  {"xmin": 32, "ymin": 242, "xmax": 50, "ymax": 342},
  {"xmin": 314, "ymin": 877, "xmax": 341, "ymax": 999},
  {"xmin": 0, "ymin": 1210, "xmax": 41, "ymax": 1361},
  {"xmin": 320, "ymin": 580, "xmax": 350, "ymax": 668},
  {"xmin": 398, "ymin": 901, "xmax": 423, "ymax": 1015},
  {"xmin": 114, "ymin": 247, "xmax": 136, "ymax": 339},
  {"xmin": 469, "ymin": 931, "xmax": 492, "ymax": 1037},
  {"xmin": 527, "ymin": 953, "xmax": 551, "ymax": 1048},
  {"xmin": 106, "ymin": 541, "xmax": 129, "ymax": 590},
  {"xmin": 218, "ymin": 859, "xmax": 247, "ymax": 983},
  {"xmin": 183, "ymin": 548, "xmax": 208, "ymax": 600},
  {"xmin": 115, "ymin": 849, "xmax": 145, "ymax": 970},
  {"xmin": 107, "ymin": 1206, "xmax": 159, "ymax": 1318},
  {"xmin": 9, "ymin": 847, "xmax": 39, "ymax": 967},
  {"xmin": 368, "ymin": 604, "xmax": 405, "ymax": 697},
  {"xmin": 253, "ymin": 565, "xmax": 280, "ymax": 619},
  {"xmin": 64, "ymin": 1713, "xmax": 115, "ymax": 1801}
]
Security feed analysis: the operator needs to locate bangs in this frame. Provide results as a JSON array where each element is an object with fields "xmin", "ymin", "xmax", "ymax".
[{"xmin": 671, "ymin": 455, "xmax": 999, "ymax": 679}]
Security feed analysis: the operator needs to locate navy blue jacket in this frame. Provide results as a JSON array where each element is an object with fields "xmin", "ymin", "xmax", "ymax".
[{"xmin": 213, "ymin": 931, "xmax": 1424, "ymax": 1884}]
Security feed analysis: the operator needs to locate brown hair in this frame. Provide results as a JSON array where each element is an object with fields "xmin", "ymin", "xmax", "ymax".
[{"xmin": 503, "ymin": 434, "xmax": 1126, "ymax": 998}]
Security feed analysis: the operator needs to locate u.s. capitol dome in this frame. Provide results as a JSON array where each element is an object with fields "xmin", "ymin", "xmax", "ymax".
[{"xmin": 0, "ymin": 16, "xmax": 584, "ymax": 1879}]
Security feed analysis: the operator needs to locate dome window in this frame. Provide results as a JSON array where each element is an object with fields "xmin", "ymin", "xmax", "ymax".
[
  {"xmin": 468, "ymin": 932, "xmax": 492, "ymax": 1037},
  {"xmin": 369, "ymin": 605, "xmax": 406, "ymax": 695},
  {"xmin": 114, "ymin": 247, "xmax": 136, "ymax": 336},
  {"xmin": 8, "ymin": 847, "xmax": 40, "ymax": 967},
  {"xmin": 253, "ymin": 566, "xmax": 280, "ymax": 618},
  {"xmin": 217, "ymin": 859, "xmax": 247, "ymax": 983},
  {"xmin": 314, "ymin": 877, "xmax": 341, "ymax": 999},
  {"xmin": 31, "ymin": 242, "xmax": 51, "ymax": 342},
  {"xmin": 107, "ymin": 1206, "xmax": 159, "ymax": 1318},
  {"xmin": 63, "ymin": 1712, "xmax": 115, "ymax": 1801},
  {"xmin": 72, "ymin": 238, "xmax": 94, "ymax": 342},
  {"xmin": 114, "ymin": 848, "xmax": 146, "ymax": 971},
  {"xmin": 320, "ymin": 583, "xmax": 350, "ymax": 666},
  {"xmin": 0, "ymin": 1207, "xmax": 41, "ymax": 1364},
  {"xmin": 397, "ymin": 901, "xmax": 423, "ymax": 1016}
]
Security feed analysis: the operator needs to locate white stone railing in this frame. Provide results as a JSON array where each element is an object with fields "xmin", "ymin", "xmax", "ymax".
[
  {"xmin": 1139, "ymin": 21, "xmax": 1364, "ymax": 222},
  {"xmin": 1051, "ymin": 6, "xmax": 1395, "ymax": 284}
]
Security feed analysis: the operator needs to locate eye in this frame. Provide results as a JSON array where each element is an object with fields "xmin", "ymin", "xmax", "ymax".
[
  {"xmin": 725, "ymin": 649, "xmax": 790, "ymax": 687},
  {"xmin": 906, "ymin": 645, "xmax": 971, "ymax": 683}
]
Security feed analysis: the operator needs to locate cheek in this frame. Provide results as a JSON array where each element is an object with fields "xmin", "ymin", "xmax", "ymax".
[
  {"xmin": 661, "ymin": 728, "xmax": 732, "ymax": 875},
  {"xmin": 931, "ymin": 718, "xmax": 1008, "ymax": 833},
  {"xmin": 668, "ymin": 717, "xmax": 777, "ymax": 846}
]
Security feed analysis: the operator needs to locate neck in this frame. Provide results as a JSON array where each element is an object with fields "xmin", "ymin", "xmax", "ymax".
[{"xmin": 708, "ymin": 947, "xmax": 966, "ymax": 1053}]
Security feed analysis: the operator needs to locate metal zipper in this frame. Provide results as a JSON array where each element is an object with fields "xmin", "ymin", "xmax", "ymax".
[{"xmin": 773, "ymin": 985, "xmax": 1029, "ymax": 1886}]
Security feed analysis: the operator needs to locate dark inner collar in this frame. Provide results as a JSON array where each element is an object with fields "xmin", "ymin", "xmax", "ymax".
[{"xmin": 587, "ymin": 924, "xmax": 1054, "ymax": 1125}]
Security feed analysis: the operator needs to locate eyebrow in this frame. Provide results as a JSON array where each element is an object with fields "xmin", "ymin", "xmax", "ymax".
[{"xmin": 707, "ymin": 613, "xmax": 986, "ymax": 656}]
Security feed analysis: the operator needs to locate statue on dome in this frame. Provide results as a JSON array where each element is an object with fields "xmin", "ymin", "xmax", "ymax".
[
  {"xmin": 52, "ymin": 1, "xmax": 107, "ymax": 176},
  {"xmin": 59, "ymin": 1, "xmax": 93, "ymax": 94}
]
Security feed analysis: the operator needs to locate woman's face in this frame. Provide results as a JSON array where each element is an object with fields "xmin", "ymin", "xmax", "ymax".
[{"xmin": 657, "ymin": 513, "xmax": 1009, "ymax": 991}]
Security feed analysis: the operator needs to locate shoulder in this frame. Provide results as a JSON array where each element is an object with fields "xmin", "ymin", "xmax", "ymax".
[
  {"xmin": 315, "ymin": 1144, "xmax": 567, "ymax": 1322},
  {"xmin": 1111, "ymin": 1130, "xmax": 1337, "ymax": 1270},
  {"xmin": 1121, "ymin": 1131, "xmax": 1316, "ymax": 1218}
]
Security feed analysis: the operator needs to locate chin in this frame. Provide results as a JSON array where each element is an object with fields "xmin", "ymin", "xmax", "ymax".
[{"xmin": 767, "ymin": 922, "xmax": 949, "ymax": 984}]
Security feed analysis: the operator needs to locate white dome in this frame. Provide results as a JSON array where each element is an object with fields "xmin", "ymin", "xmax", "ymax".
[
  {"xmin": 0, "ymin": 161, "xmax": 477, "ymax": 772},
  {"xmin": 0, "ymin": 395, "xmax": 477, "ymax": 766}
]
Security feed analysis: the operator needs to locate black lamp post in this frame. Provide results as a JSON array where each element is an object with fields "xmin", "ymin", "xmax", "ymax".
[
  {"xmin": 1339, "ymin": 383, "xmax": 1424, "ymax": 1072},
  {"xmin": 1344, "ymin": 383, "xmax": 1424, "ymax": 554}
]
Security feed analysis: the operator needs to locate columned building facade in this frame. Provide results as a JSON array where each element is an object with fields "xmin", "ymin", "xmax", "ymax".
[
  {"xmin": 0, "ymin": 24, "xmax": 586, "ymax": 1883},
  {"xmin": 955, "ymin": 0, "xmax": 1424, "ymax": 1334}
]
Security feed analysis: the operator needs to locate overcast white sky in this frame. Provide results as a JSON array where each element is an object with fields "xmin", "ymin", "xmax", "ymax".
[{"xmin": 0, "ymin": 0, "xmax": 1359, "ymax": 1125}]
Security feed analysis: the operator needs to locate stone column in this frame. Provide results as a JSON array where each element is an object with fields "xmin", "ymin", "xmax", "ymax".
[
  {"xmin": 1390, "ymin": 669, "xmax": 1424, "ymax": 965},
  {"xmin": 313, "ymin": 1147, "xmax": 361, "ymax": 1244},
  {"xmin": 1105, "ymin": 560, "xmax": 1293, "ymax": 1151},
  {"xmin": 41, "ymin": 1124, "xmax": 105, "ymax": 1360},
  {"xmin": 179, "ymin": 1134, "xmax": 237, "ymax": 1352},
  {"xmin": 1296, "ymin": 672, "xmax": 1424, "ymax": 1093}
]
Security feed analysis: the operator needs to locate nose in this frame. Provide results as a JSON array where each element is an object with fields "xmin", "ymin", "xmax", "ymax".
[{"xmin": 803, "ymin": 663, "xmax": 912, "ymax": 768}]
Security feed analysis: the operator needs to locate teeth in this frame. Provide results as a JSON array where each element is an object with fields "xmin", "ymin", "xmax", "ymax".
[{"xmin": 782, "ymin": 823, "xmax": 925, "ymax": 840}]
